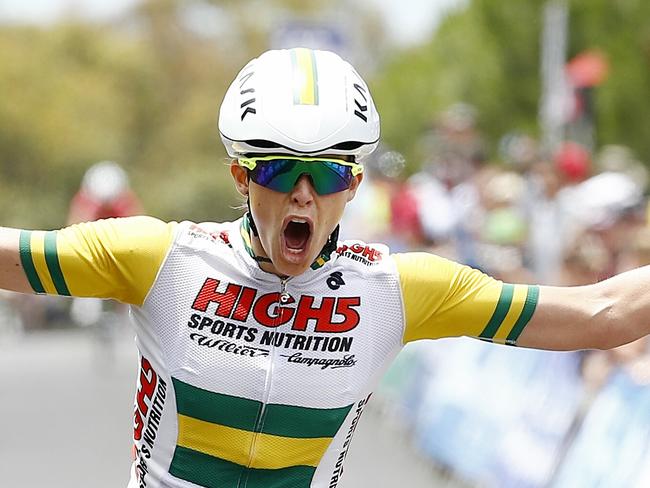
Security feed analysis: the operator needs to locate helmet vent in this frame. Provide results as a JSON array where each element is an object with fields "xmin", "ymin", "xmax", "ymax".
[
  {"xmin": 244, "ymin": 139, "xmax": 282, "ymax": 149},
  {"xmin": 331, "ymin": 141, "xmax": 364, "ymax": 151}
]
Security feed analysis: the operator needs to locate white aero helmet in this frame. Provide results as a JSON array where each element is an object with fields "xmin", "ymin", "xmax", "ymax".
[{"xmin": 218, "ymin": 48, "xmax": 380, "ymax": 162}]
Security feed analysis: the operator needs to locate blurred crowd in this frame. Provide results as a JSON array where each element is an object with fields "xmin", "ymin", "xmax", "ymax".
[{"xmin": 342, "ymin": 103, "xmax": 650, "ymax": 488}]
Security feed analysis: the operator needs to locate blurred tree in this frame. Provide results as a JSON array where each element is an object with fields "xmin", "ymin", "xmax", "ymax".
[
  {"xmin": 373, "ymin": 0, "xmax": 650, "ymax": 172},
  {"xmin": 0, "ymin": 24, "xmax": 136, "ymax": 226},
  {"xmin": 0, "ymin": 0, "xmax": 383, "ymax": 227},
  {"xmin": 570, "ymin": 0, "xmax": 650, "ymax": 163}
]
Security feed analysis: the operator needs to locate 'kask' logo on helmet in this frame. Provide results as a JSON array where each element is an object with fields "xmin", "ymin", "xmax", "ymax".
[
  {"xmin": 239, "ymin": 68, "xmax": 256, "ymax": 121},
  {"xmin": 353, "ymin": 83, "xmax": 369, "ymax": 122}
]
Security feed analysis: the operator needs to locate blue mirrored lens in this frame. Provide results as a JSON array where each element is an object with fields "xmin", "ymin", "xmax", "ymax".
[{"xmin": 249, "ymin": 160, "xmax": 353, "ymax": 195}]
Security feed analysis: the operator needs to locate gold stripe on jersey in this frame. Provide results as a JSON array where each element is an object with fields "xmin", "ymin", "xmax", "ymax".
[
  {"xmin": 492, "ymin": 283, "xmax": 528, "ymax": 343},
  {"xmin": 29, "ymin": 231, "xmax": 59, "ymax": 295},
  {"xmin": 20, "ymin": 217, "xmax": 176, "ymax": 306},
  {"xmin": 395, "ymin": 252, "xmax": 538, "ymax": 345},
  {"xmin": 177, "ymin": 415, "xmax": 330, "ymax": 469}
]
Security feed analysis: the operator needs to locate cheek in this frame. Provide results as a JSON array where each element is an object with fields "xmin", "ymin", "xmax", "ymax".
[
  {"xmin": 320, "ymin": 195, "xmax": 348, "ymax": 227},
  {"xmin": 252, "ymin": 200, "xmax": 272, "ymax": 228},
  {"xmin": 250, "ymin": 187, "xmax": 282, "ymax": 231}
]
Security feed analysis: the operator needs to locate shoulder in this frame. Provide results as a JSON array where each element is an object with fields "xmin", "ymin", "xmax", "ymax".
[
  {"xmin": 331, "ymin": 239, "xmax": 403, "ymax": 287},
  {"xmin": 392, "ymin": 251, "xmax": 458, "ymax": 277},
  {"xmin": 62, "ymin": 216, "xmax": 177, "ymax": 247},
  {"xmin": 173, "ymin": 219, "xmax": 240, "ymax": 251},
  {"xmin": 335, "ymin": 239, "xmax": 391, "ymax": 268}
]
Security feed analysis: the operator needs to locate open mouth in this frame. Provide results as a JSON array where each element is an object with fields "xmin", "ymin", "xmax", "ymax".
[{"xmin": 282, "ymin": 217, "xmax": 312, "ymax": 254}]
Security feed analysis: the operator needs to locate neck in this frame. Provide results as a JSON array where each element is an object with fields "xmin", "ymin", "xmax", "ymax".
[{"xmin": 250, "ymin": 235, "xmax": 285, "ymax": 276}]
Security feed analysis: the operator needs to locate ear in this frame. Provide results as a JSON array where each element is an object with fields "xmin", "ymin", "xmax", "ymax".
[
  {"xmin": 230, "ymin": 162, "xmax": 249, "ymax": 196},
  {"xmin": 346, "ymin": 173, "xmax": 364, "ymax": 202}
]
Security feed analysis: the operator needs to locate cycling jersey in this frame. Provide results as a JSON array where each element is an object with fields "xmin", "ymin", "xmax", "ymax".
[{"xmin": 19, "ymin": 216, "xmax": 538, "ymax": 488}]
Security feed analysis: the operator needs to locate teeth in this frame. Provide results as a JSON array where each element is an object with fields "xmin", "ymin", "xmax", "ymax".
[{"xmin": 291, "ymin": 218, "xmax": 307, "ymax": 224}]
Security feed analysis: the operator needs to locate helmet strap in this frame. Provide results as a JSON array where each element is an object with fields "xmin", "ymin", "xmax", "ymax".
[
  {"xmin": 322, "ymin": 225, "xmax": 340, "ymax": 258},
  {"xmin": 246, "ymin": 197, "xmax": 259, "ymax": 237}
]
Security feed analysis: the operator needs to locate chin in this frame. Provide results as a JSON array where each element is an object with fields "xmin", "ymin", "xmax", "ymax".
[{"xmin": 274, "ymin": 258, "xmax": 312, "ymax": 277}]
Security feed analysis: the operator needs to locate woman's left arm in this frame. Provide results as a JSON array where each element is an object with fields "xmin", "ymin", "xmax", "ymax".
[{"xmin": 518, "ymin": 265, "xmax": 650, "ymax": 350}]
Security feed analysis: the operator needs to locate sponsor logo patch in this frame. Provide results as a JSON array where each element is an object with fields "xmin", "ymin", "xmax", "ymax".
[
  {"xmin": 326, "ymin": 271, "xmax": 345, "ymax": 290},
  {"xmin": 133, "ymin": 357, "xmax": 167, "ymax": 488},
  {"xmin": 336, "ymin": 243, "xmax": 383, "ymax": 265}
]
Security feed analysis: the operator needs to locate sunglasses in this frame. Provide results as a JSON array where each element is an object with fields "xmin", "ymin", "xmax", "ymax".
[{"xmin": 238, "ymin": 156, "xmax": 363, "ymax": 195}]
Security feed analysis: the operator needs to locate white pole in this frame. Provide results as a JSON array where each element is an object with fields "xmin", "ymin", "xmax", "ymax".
[{"xmin": 539, "ymin": 0, "xmax": 569, "ymax": 156}]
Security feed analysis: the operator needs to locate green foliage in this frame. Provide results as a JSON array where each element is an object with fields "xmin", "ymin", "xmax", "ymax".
[
  {"xmin": 373, "ymin": 1, "xmax": 544, "ymax": 171},
  {"xmin": 0, "ymin": 0, "xmax": 380, "ymax": 228},
  {"xmin": 0, "ymin": 17, "xmax": 242, "ymax": 227},
  {"xmin": 373, "ymin": 0, "xmax": 650, "ymax": 172},
  {"xmin": 569, "ymin": 0, "xmax": 650, "ymax": 159},
  {"xmin": 0, "ymin": 25, "xmax": 135, "ymax": 226}
]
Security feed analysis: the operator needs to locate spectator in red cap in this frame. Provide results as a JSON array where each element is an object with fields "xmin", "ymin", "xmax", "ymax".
[{"xmin": 554, "ymin": 141, "xmax": 592, "ymax": 183}]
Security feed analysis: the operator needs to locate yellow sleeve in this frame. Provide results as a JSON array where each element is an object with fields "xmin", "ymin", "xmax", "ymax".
[
  {"xmin": 394, "ymin": 252, "xmax": 539, "ymax": 345},
  {"xmin": 19, "ymin": 216, "xmax": 176, "ymax": 306}
]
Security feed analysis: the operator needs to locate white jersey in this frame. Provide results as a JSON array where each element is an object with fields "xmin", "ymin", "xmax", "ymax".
[{"xmin": 19, "ymin": 216, "xmax": 539, "ymax": 487}]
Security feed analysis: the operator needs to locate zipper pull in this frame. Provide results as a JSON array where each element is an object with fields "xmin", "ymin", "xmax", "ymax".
[{"xmin": 279, "ymin": 278, "xmax": 291, "ymax": 304}]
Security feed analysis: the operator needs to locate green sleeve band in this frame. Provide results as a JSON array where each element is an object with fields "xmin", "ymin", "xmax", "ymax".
[
  {"xmin": 506, "ymin": 285, "xmax": 540, "ymax": 345},
  {"xmin": 19, "ymin": 230, "xmax": 45, "ymax": 293},
  {"xmin": 43, "ymin": 231, "xmax": 70, "ymax": 296},
  {"xmin": 479, "ymin": 283, "xmax": 514, "ymax": 340}
]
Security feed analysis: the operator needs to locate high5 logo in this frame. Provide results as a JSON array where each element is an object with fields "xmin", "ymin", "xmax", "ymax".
[{"xmin": 191, "ymin": 278, "xmax": 362, "ymax": 333}]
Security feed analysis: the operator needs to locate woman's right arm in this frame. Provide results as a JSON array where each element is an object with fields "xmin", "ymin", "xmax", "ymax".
[
  {"xmin": 0, "ymin": 227, "xmax": 32, "ymax": 293},
  {"xmin": 0, "ymin": 217, "xmax": 176, "ymax": 304}
]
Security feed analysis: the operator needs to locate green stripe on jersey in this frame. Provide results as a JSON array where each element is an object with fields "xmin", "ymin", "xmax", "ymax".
[
  {"xmin": 262, "ymin": 402, "xmax": 352, "ymax": 438},
  {"xmin": 19, "ymin": 231, "xmax": 45, "ymax": 293},
  {"xmin": 506, "ymin": 285, "xmax": 540, "ymax": 345},
  {"xmin": 172, "ymin": 377, "xmax": 353, "ymax": 438},
  {"xmin": 479, "ymin": 283, "xmax": 514, "ymax": 340},
  {"xmin": 43, "ymin": 231, "xmax": 70, "ymax": 296},
  {"xmin": 172, "ymin": 377, "xmax": 261, "ymax": 432},
  {"xmin": 169, "ymin": 446, "xmax": 244, "ymax": 488},
  {"xmin": 169, "ymin": 446, "xmax": 316, "ymax": 488}
]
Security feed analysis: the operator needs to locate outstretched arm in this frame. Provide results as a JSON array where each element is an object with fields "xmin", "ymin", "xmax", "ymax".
[
  {"xmin": 518, "ymin": 265, "xmax": 650, "ymax": 351},
  {"xmin": 396, "ymin": 252, "xmax": 650, "ymax": 351},
  {"xmin": 0, "ymin": 227, "xmax": 32, "ymax": 293},
  {"xmin": 0, "ymin": 218, "xmax": 176, "ymax": 304}
]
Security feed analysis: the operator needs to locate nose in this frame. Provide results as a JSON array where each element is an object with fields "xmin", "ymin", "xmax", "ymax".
[{"xmin": 290, "ymin": 174, "xmax": 316, "ymax": 206}]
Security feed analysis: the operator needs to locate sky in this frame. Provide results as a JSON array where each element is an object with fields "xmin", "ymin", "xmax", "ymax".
[{"xmin": 0, "ymin": 0, "xmax": 464, "ymax": 46}]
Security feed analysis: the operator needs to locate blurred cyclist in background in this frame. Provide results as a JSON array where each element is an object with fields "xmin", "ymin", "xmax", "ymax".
[
  {"xmin": 68, "ymin": 160, "xmax": 142, "ymax": 225},
  {"xmin": 68, "ymin": 161, "xmax": 143, "ymax": 354}
]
